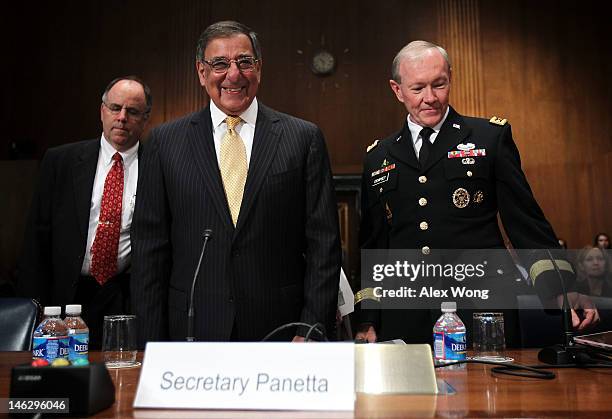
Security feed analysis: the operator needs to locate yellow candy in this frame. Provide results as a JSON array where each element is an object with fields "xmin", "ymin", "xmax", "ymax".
[{"xmin": 51, "ymin": 358, "xmax": 70, "ymax": 367}]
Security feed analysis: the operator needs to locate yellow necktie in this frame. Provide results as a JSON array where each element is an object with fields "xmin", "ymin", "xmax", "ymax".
[{"xmin": 220, "ymin": 116, "xmax": 247, "ymax": 226}]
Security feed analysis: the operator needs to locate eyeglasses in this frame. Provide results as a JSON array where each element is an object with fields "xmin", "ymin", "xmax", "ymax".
[
  {"xmin": 103, "ymin": 102, "xmax": 148, "ymax": 119},
  {"xmin": 201, "ymin": 56, "xmax": 259, "ymax": 74}
]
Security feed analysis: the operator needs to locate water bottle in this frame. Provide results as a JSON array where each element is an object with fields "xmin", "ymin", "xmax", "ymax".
[
  {"xmin": 32, "ymin": 306, "xmax": 69, "ymax": 363},
  {"xmin": 433, "ymin": 302, "xmax": 466, "ymax": 365},
  {"xmin": 64, "ymin": 304, "xmax": 89, "ymax": 364}
]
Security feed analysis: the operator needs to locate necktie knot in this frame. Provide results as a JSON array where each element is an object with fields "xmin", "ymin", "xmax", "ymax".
[
  {"xmin": 225, "ymin": 116, "xmax": 242, "ymax": 131},
  {"xmin": 418, "ymin": 127, "xmax": 435, "ymax": 167},
  {"xmin": 420, "ymin": 127, "xmax": 435, "ymax": 143},
  {"xmin": 112, "ymin": 152, "xmax": 123, "ymax": 163}
]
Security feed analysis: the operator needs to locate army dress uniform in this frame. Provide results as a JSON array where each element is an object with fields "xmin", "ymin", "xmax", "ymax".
[{"xmin": 356, "ymin": 106, "xmax": 574, "ymax": 344}]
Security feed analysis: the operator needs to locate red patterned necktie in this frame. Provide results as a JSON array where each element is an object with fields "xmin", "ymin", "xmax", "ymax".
[{"xmin": 90, "ymin": 152, "xmax": 124, "ymax": 285}]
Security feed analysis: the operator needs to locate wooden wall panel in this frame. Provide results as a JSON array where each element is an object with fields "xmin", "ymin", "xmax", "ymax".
[
  {"xmin": 438, "ymin": 0, "xmax": 485, "ymax": 117},
  {"xmin": 3, "ymin": 0, "xmax": 610, "ymax": 255}
]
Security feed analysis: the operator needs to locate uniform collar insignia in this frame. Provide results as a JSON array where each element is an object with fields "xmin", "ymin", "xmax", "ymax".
[
  {"xmin": 453, "ymin": 123, "xmax": 460, "ymax": 129},
  {"xmin": 381, "ymin": 159, "xmax": 389, "ymax": 167}
]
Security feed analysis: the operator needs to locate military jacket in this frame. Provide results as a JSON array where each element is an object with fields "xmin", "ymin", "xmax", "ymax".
[{"xmin": 357, "ymin": 107, "xmax": 574, "ymax": 342}]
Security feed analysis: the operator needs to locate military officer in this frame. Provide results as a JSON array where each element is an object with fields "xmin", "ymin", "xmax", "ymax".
[{"xmin": 355, "ymin": 40, "xmax": 599, "ymax": 344}]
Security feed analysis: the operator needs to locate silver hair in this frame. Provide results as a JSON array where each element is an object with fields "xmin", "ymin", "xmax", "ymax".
[{"xmin": 391, "ymin": 40, "xmax": 451, "ymax": 83}]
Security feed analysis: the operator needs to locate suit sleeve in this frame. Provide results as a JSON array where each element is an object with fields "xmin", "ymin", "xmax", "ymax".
[
  {"xmin": 131, "ymin": 130, "xmax": 172, "ymax": 346},
  {"xmin": 16, "ymin": 150, "xmax": 57, "ymax": 305},
  {"xmin": 300, "ymin": 127, "xmax": 341, "ymax": 337},
  {"xmin": 495, "ymin": 124, "xmax": 574, "ymax": 300}
]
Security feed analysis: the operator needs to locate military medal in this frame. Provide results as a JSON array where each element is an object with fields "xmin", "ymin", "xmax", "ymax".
[
  {"xmin": 448, "ymin": 149, "xmax": 486, "ymax": 159},
  {"xmin": 473, "ymin": 190, "xmax": 484, "ymax": 204},
  {"xmin": 452, "ymin": 188, "xmax": 470, "ymax": 208},
  {"xmin": 371, "ymin": 163, "xmax": 396, "ymax": 177}
]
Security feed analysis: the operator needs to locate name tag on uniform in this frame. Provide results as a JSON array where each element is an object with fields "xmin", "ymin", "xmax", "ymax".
[{"xmin": 372, "ymin": 173, "xmax": 389, "ymax": 186}]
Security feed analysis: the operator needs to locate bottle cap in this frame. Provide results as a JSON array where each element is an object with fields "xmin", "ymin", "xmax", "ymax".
[
  {"xmin": 65, "ymin": 304, "xmax": 82, "ymax": 315},
  {"xmin": 44, "ymin": 306, "xmax": 61, "ymax": 316},
  {"xmin": 441, "ymin": 302, "xmax": 457, "ymax": 312}
]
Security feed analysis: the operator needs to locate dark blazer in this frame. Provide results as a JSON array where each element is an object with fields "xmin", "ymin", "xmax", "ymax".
[
  {"xmin": 358, "ymin": 107, "xmax": 569, "ymax": 344},
  {"xmin": 17, "ymin": 139, "xmax": 101, "ymax": 307},
  {"xmin": 131, "ymin": 103, "xmax": 341, "ymax": 344}
]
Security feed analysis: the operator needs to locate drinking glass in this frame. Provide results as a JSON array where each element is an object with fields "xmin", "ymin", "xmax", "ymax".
[
  {"xmin": 472, "ymin": 312, "xmax": 513, "ymax": 362},
  {"xmin": 102, "ymin": 315, "xmax": 139, "ymax": 368}
]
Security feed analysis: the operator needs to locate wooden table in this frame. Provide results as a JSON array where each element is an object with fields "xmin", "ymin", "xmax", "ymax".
[{"xmin": 1, "ymin": 350, "xmax": 611, "ymax": 417}]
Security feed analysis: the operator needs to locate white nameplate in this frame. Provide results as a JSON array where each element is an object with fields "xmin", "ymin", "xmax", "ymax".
[{"xmin": 133, "ymin": 342, "xmax": 355, "ymax": 411}]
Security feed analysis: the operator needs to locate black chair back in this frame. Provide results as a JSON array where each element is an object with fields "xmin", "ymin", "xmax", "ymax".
[{"xmin": 0, "ymin": 298, "xmax": 40, "ymax": 351}]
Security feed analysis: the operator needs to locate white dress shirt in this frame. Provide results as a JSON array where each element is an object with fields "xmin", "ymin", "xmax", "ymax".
[
  {"xmin": 81, "ymin": 136, "xmax": 139, "ymax": 276},
  {"xmin": 407, "ymin": 107, "xmax": 450, "ymax": 158},
  {"xmin": 210, "ymin": 98, "xmax": 258, "ymax": 167}
]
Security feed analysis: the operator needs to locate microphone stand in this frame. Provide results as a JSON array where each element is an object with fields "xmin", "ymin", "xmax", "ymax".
[
  {"xmin": 537, "ymin": 249, "xmax": 578, "ymax": 365},
  {"xmin": 186, "ymin": 229, "xmax": 213, "ymax": 342}
]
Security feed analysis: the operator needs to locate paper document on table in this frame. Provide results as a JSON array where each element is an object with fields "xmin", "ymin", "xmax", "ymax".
[{"xmin": 338, "ymin": 268, "xmax": 354, "ymax": 317}]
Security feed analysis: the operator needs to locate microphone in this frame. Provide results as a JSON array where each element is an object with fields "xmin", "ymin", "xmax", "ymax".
[{"xmin": 186, "ymin": 229, "xmax": 213, "ymax": 342}]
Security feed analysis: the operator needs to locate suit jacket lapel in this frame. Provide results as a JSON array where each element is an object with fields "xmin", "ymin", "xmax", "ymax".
[
  {"xmin": 234, "ymin": 104, "xmax": 281, "ymax": 237},
  {"xmin": 72, "ymin": 139, "xmax": 99, "ymax": 241},
  {"xmin": 187, "ymin": 107, "xmax": 234, "ymax": 232},
  {"xmin": 423, "ymin": 107, "xmax": 471, "ymax": 172},
  {"xmin": 387, "ymin": 123, "xmax": 420, "ymax": 170}
]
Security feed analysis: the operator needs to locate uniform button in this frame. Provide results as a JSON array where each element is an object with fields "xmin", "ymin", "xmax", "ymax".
[
  {"xmin": 379, "ymin": 187, "xmax": 383, "ymax": 193},
  {"xmin": 467, "ymin": 171, "xmax": 473, "ymax": 177},
  {"xmin": 422, "ymin": 246, "xmax": 431, "ymax": 255},
  {"xmin": 419, "ymin": 221, "xmax": 429, "ymax": 230},
  {"xmin": 418, "ymin": 197, "xmax": 428, "ymax": 206},
  {"xmin": 418, "ymin": 176, "xmax": 427, "ymax": 183}
]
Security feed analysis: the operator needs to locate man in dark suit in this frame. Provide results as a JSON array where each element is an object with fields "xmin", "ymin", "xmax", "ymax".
[
  {"xmin": 355, "ymin": 41, "xmax": 598, "ymax": 344},
  {"xmin": 18, "ymin": 76, "xmax": 152, "ymax": 347},
  {"xmin": 131, "ymin": 21, "xmax": 340, "ymax": 344}
]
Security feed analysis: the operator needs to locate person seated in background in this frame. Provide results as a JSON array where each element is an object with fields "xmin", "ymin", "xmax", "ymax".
[
  {"xmin": 576, "ymin": 246, "xmax": 612, "ymax": 298},
  {"xmin": 594, "ymin": 232, "xmax": 610, "ymax": 250}
]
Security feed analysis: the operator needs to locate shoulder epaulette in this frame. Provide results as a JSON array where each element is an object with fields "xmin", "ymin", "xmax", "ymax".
[
  {"xmin": 366, "ymin": 139, "xmax": 380, "ymax": 153},
  {"xmin": 489, "ymin": 116, "xmax": 508, "ymax": 126}
]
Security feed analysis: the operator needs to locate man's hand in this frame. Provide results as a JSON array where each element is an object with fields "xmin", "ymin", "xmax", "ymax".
[
  {"xmin": 355, "ymin": 324, "xmax": 377, "ymax": 343},
  {"xmin": 292, "ymin": 335, "xmax": 305, "ymax": 342},
  {"xmin": 557, "ymin": 292, "xmax": 600, "ymax": 331}
]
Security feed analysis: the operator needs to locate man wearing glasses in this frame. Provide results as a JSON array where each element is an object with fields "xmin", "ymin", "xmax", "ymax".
[
  {"xmin": 131, "ymin": 21, "xmax": 340, "ymax": 344},
  {"xmin": 18, "ymin": 76, "xmax": 152, "ymax": 347}
]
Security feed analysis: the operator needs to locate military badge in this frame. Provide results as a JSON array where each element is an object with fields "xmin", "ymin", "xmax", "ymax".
[
  {"xmin": 453, "ymin": 123, "xmax": 461, "ymax": 129},
  {"xmin": 457, "ymin": 143, "xmax": 475, "ymax": 151},
  {"xmin": 461, "ymin": 158, "xmax": 475, "ymax": 165},
  {"xmin": 473, "ymin": 190, "xmax": 484, "ymax": 204},
  {"xmin": 366, "ymin": 139, "xmax": 379, "ymax": 152},
  {"xmin": 452, "ymin": 188, "xmax": 470, "ymax": 208},
  {"xmin": 489, "ymin": 116, "xmax": 508, "ymax": 126}
]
